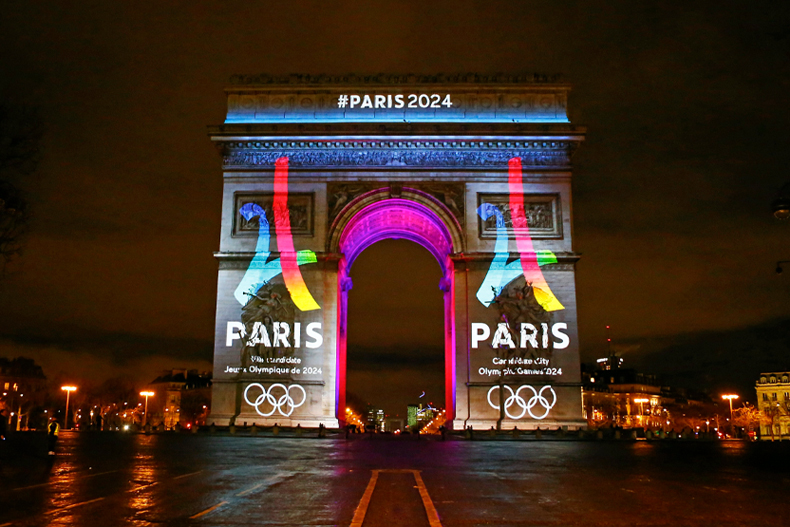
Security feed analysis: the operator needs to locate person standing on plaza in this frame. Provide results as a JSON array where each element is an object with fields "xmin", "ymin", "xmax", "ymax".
[{"xmin": 47, "ymin": 418, "xmax": 60, "ymax": 456}]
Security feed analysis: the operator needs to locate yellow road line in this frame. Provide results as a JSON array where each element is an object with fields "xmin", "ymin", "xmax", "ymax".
[
  {"xmin": 412, "ymin": 471, "xmax": 443, "ymax": 527},
  {"xmin": 349, "ymin": 470, "xmax": 380, "ymax": 527},
  {"xmin": 128, "ymin": 482, "xmax": 158, "ymax": 492},
  {"xmin": 236, "ymin": 482, "xmax": 264, "ymax": 496},
  {"xmin": 350, "ymin": 469, "xmax": 443, "ymax": 527},
  {"xmin": 173, "ymin": 470, "xmax": 203, "ymax": 480},
  {"xmin": 46, "ymin": 497, "xmax": 105, "ymax": 515},
  {"xmin": 190, "ymin": 501, "xmax": 228, "ymax": 519}
]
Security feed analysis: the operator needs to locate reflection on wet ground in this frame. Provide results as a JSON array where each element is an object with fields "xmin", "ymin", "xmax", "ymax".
[{"xmin": 1, "ymin": 431, "xmax": 789, "ymax": 526}]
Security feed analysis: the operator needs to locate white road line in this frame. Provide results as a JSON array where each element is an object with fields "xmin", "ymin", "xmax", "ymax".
[
  {"xmin": 173, "ymin": 470, "xmax": 203, "ymax": 480},
  {"xmin": 349, "ymin": 470, "xmax": 380, "ymax": 527},
  {"xmin": 45, "ymin": 497, "xmax": 105, "ymax": 515},
  {"xmin": 190, "ymin": 501, "xmax": 228, "ymax": 519}
]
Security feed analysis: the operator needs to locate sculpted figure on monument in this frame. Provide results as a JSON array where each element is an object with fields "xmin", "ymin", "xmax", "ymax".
[
  {"xmin": 327, "ymin": 183, "xmax": 382, "ymax": 222},
  {"xmin": 240, "ymin": 282, "xmax": 296, "ymax": 367},
  {"xmin": 493, "ymin": 279, "xmax": 553, "ymax": 360}
]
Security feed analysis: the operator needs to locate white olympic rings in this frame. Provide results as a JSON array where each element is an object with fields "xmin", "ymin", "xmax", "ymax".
[
  {"xmin": 243, "ymin": 383, "xmax": 306, "ymax": 417},
  {"xmin": 487, "ymin": 384, "xmax": 556, "ymax": 420}
]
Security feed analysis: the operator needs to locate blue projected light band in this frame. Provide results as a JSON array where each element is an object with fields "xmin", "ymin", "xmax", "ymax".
[
  {"xmin": 233, "ymin": 203, "xmax": 317, "ymax": 305},
  {"xmin": 475, "ymin": 202, "xmax": 557, "ymax": 307}
]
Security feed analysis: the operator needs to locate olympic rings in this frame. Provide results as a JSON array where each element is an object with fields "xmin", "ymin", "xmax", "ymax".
[
  {"xmin": 243, "ymin": 383, "xmax": 306, "ymax": 417},
  {"xmin": 487, "ymin": 384, "xmax": 557, "ymax": 420}
]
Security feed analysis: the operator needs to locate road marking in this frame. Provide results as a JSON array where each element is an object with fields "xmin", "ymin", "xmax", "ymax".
[
  {"xmin": 350, "ymin": 470, "xmax": 443, "ymax": 527},
  {"xmin": 128, "ymin": 482, "xmax": 158, "ymax": 492},
  {"xmin": 12, "ymin": 470, "xmax": 119, "ymax": 491},
  {"xmin": 173, "ymin": 470, "xmax": 202, "ymax": 480},
  {"xmin": 349, "ymin": 470, "xmax": 380, "ymax": 527},
  {"xmin": 236, "ymin": 482, "xmax": 264, "ymax": 496},
  {"xmin": 190, "ymin": 501, "xmax": 228, "ymax": 519},
  {"xmin": 45, "ymin": 497, "xmax": 105, "ymax": 515},
  {"xmin": 412, "ymin": 471, "xmax": 443, "ymax": 527}
]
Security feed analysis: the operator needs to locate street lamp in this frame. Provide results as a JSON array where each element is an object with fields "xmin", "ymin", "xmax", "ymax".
[
  {"xmin": 140, "ymin": 391, "xmax": 155, "ymax": 427},
  {"xmin": 722, "ymin": 394, "xmax": 739, "ymax": 437},
  {"xmin": 634, "ymin": 398, "xmax": 649, "ymax": 425},
  {"xmin": 61, "ymin": 386, "xmax": 77, "ymax": 429}
]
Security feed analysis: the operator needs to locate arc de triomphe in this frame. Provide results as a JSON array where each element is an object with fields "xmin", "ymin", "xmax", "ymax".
[{"xmin": 208, "ymin": 74, "xmax": 586, "ymax": 431}]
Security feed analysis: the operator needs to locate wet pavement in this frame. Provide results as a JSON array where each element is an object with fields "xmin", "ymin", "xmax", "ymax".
[{"xmin": 1, "ymin": 431, "xmax": 789, "ymax": 526}]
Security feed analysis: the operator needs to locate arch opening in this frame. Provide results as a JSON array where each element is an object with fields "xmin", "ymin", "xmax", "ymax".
[
  {"xmin": 335, "ymin": 198, "xmax": 457, "ymax": 427},
  {"xmin": 346, "ymin": 239, "xmax": 445, "ymax": 430}
]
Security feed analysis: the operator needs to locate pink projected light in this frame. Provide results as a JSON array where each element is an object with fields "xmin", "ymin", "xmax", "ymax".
[
  {"xmin": 508, "ymin": 157, "xmax": 564, "ymax": 312},
  {"xmin": 273, "ymin": 157, "xmax": 320, "ymax": 311},
  {"xmin": 339, "ymin": 199, "xmax": 453, "ymax": 272},
  {"xmin": 336, "ymin": 197, "xmax": 457, "ymax": 424}
]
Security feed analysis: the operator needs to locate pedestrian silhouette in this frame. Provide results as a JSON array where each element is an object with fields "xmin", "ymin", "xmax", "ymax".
[{"xmin": 47, "ymin": 418, "xmax": 60, "ymax": 456}]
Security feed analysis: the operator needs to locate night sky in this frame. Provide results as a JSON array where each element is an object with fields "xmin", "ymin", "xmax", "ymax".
[{"xmin": 1, "ymin": 2, "xmax": 789, "ymax": 412}]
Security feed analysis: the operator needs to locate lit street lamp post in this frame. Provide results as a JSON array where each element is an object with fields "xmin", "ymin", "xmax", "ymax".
[
  {"xmin": 61, "ymin": 386, "xmax": 77, "ymax": 429},
  {"xmin": 140, "ymin": 391, "xmax": 155, "ymax": 427},
  {"xmin": 722, "ymin": 394, "xmax": 739, "ymax": 437},
  {"xmin": 634, "ymin": 398, "xmax": 649, "ymax": 427}
]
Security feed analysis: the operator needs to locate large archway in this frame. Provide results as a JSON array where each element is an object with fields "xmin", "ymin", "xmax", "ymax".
[{"xmin": 331, "ymin": 191, "xmax": 463, "ymax": 426}]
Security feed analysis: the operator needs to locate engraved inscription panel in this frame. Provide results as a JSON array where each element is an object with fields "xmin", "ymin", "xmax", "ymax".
[{"xmin": 477, "ymin": 193, "xmax": 562, "ymax": 239}]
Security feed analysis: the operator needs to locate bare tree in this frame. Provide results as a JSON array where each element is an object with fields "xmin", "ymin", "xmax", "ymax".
[{"xmin": 0, "ymin": 104, "xmax": 42, "ymax": 276}]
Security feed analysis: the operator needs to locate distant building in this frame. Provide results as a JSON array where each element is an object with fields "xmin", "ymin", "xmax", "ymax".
[
  {"xmin": 147, "ymin": 369, "xmax": 211, "ymax": 430},
  {"xmin": 582, "ymin": 356, "xmax": 719, "ymax": 432},
  {"xmin": 407, "ymin": 404, "xmax": 418, "ymax": 430},
  {"xmin": 365, "ymin": 405, "xmax": 385, "ymax": 432},
  {"xmin": 755, "ymin": 372, "xmax": 790, "ymax": 440},
  {"xmin": 0, "ymin": 357, "xmax": 47, "ymax": 431}
]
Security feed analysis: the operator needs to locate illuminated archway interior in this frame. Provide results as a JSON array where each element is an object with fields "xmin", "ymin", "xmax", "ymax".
[{"xmin": 336, "ymin": 198, "xmax": 456, "ymax": 423}]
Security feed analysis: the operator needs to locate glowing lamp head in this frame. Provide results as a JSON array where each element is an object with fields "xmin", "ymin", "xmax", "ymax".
[
  {"xmin": 722, "ymin": 394, "xmax": 739, "ymax": 401},
  {"xmin": 772, "ymin": 196, "xmax": 790, "ymax": 220},
  {"xmin": 634, "ymin": 398, "xmax": 649, "ymax": 404},
  {"xmin": 140, "ymin": 391, "xmax": 155, "ymax": 397},
  {"xmin": 61, "ymin": 386, "xmax": 77, "ymax": 392}
]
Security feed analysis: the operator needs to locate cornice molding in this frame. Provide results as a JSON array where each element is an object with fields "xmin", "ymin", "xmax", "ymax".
[{"xmin": 216, "ymin": 139, "xmax": 578, "ymax": 170}]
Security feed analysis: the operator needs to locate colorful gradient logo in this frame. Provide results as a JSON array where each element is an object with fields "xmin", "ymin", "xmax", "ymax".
[
  {"xmin": 234, "ymin": 157, "xmax": 320, "ymax": 311},
  {"xmin": 476, "ymin": 157, "xmax": 564, "ymax": 312}
]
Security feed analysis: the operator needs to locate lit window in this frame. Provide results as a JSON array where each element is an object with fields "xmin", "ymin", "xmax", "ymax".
[{"xmin": 770, "ymin": 377, "xmax": 777, "ymax": 383}]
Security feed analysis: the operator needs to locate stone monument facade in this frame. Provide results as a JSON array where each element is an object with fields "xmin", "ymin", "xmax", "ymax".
[{"xmin": 209, "ymin": 74, "xmax": 586, "ymax": 430}]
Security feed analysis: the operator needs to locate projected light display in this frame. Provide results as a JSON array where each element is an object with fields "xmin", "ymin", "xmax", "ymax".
[
  {"xmin": 471, "ymin": 156, "xmax": 568, "ymax": 423},
  {"xmin": 233, "ymin": 157, "xmax": 320, "ymax": 311},
  {"xmin": 476, "ymin": 157, "xmax": 564, "ymax": 311},
  {"xmin": 210, "ymin": 79, "xmax": 587, "ymax": 430},
  {"xmin": 487, "ymin": 384, "xmax": 557, "ymax": 420},
  {"xmin": 224, "ymin": 156, "xmax": 324, "ymax": 390}
]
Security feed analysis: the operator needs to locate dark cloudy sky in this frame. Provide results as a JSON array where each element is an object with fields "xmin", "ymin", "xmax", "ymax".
[{"xmin": 1, "ymin": 2, "xmax": 789, "ymax": 409}]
